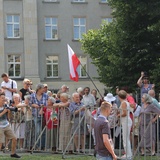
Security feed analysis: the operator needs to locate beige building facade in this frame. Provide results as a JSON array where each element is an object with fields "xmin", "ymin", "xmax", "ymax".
[{"xmin": 0, "ymin": 0, "xmax": 112, "ymax": 95}]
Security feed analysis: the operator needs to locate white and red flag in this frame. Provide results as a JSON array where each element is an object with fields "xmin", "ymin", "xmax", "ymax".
[{"xmin": 67, "ymin": 44, "xmax": 80, "ymax": 82}]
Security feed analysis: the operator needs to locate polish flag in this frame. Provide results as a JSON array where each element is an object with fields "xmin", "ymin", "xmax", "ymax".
[{"xmin": 67, "ymin": 44, "xmax": 80, "ymax": 82}]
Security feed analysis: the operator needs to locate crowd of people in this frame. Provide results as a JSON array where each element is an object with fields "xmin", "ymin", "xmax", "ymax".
[
  {"xmin": 94, "ymin": 71, "xmax": 160, "ymax": 160},
  {"xmin": 0, "ymin": 72, "xmax": 160, "ymax": 160}
]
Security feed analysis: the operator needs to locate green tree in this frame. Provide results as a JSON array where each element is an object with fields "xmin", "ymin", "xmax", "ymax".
[{"xmin": 81, "ymin": 0, "xmax": 160, "ymax": 92}]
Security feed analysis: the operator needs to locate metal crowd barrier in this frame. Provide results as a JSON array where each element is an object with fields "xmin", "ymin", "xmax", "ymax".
[{"xmin": 3, "ymin": 104, "xmax": 160, "ymax": 160}]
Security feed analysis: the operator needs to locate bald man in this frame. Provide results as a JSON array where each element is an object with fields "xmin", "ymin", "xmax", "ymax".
[
  {"xmin": 69, "ymin": 92, "xmax": 86, "ymax": 152},
  {"xmin": 148, "ymin": 90, "xmax": 160, "ymax": 109}
]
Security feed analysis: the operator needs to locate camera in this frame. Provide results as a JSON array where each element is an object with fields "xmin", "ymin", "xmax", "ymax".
[
  {"xmin": 4, "ymin": 104, "xmax": 18, "ymax": 112},
  {"xmin": 9, "ymin": 100, "xmax": 15, "ymax": 106}
]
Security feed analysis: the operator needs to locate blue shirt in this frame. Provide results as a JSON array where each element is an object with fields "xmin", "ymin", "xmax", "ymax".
[
  {"xmin": 30, "ymin": 92, "xmax": 48, "ymax": 117},
  {"xmin": 98, "ymin": 114, "xmax": 108, "ymax": 121},
  {"xmin": 69, "ymin": 102, "xmax": 85, "ymax": 117}
]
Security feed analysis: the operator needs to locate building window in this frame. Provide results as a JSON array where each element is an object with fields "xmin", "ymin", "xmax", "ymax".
[
  {"xmin": 101, "ymin": 0, "xmax": 108, "ymax": 3},
  {"xmin": 102, "ymin": 18, "xmax": 113, "ymax": 24},
  {"xmin": 72, "ymin": 0, "xmax": 85, "ymax": 2},
  {"xmin": 73, "ymin": 18, "xmax": 86, "ymax": 40},
  {"xmin": 6, "ymin": 15, "xmax": 20, "ymax": 38},
  {"xmin": 44, "ymin": 0, "xmax": 58, "ymax": 2},
  {"xmin": 46, "ymin": 56, "xmax": 59, "ymax": 78},
  {"xmin": 8, "ymin": 55, "xmax": 21, "ymax": 77},
  {"xmin": 45, "ymin": 17, "xmax": 58, "ymax": 40},
  {"xmin": 77, "ymin": 56, "xmax": 87, "ymax": 77}
]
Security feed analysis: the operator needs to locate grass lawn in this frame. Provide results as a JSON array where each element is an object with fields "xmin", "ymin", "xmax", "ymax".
[
  {"xmin": 134, "ymin": 157, "xmax": 160, "ymax": 160},
  {"xmin": 0, "ymin": 153, "xmax": 160, "ymax": 160},
  {"xmin": 0, "ymin": 153, "xmax": 96, "ymax": 160}
]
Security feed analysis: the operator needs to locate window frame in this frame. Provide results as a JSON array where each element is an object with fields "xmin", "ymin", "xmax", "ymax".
[
  {"xmin": 7, "ymin": 55, "xmax": 21, "ymax": 78},
  {"xmin": 6, "ymin": 15, "xmax": 20, "ymax": 39},
  {"xmin": 73, "ymin": 17, "xmax": 86, "ymax": 40},
  {"xmin": 77, "ymin": 56, "xmax": 87, "ymax": 78},
  {"xmin": 45, "ymin": 17, "xmax": 58, "ymax": 40},
  {"xmin": 46, "ymin": 56, "xmax": 59, "ymax": 78},
  {"xmin": 44, "ymin": 0, "xmax": 58, "ymax": 2},
  {"xmin": 100, "ymin": 0, "xmax": 108, "ymax": 3},
  {"xmin": 72, "ymin": 0, "xmax": 85, "ymax": 2},
  {"xmin": 43, "ymin": 0, "xmax": 60, "ymax": 3}
]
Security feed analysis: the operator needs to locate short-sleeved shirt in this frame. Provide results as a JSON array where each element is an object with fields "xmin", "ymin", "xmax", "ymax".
[
  {"xmin": 0, "ymin": 107, "xmax": 9, "ymax": 128},
  {"xmin": 69, "ymin": 102, "xmax": 85, "ymax": 134},
  {"xmin": 69, "ymin": 102, "xmax": 85, "ymax": 117},
  {"xmin": 94, "ymin": 115, "xmax": 111, "ymax": 157},
  {"xmin": 1, "ymin": 79, "xmax": 17, "ymax": 100},
  {"xmin": 151, "ymin": 98, "xmax": 160, "ymax": 109},
  {"xmin": 19, "ymin": 88, "xmax": 31, "ymax": 101},
  {"xmin": 141, "ymin": 84, "xmax": 152, "ymax": 96}
]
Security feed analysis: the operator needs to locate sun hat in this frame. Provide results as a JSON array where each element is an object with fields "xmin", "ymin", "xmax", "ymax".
[{"xmin": 104, "ymin": 93, "xmax": 116, "ymax": 103}]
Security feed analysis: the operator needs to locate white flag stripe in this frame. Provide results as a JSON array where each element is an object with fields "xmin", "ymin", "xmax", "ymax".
[{"xmin": 67, "ymin": 44, "xmax": 76, "ymax": 77}]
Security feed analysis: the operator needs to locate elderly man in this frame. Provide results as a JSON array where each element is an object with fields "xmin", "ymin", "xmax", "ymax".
[
  {"xmin": 69, "ymin": 92, "xmax": 86, "ymax": 152},
  {"xmin": 148, "ymin": 89, "xmax": 160, "ymax": 109}
]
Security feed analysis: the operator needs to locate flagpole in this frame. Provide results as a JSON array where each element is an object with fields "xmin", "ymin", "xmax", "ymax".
[
  {"xmin": 67, "ymin": 44, "xmax": 103, "ymax": 98},
  {"xmin": 80, "ymin": 62, "xmax": 103, "ymax": 99}
]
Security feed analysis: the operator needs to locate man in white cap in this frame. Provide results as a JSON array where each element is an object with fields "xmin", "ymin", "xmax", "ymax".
[
  {"xmin": 61, "ymin": 84, "xmax": 69, "ymax": 93},
  {"xmin": 43, "ymin": 84, "xmax": 48, "ymax": 93}
]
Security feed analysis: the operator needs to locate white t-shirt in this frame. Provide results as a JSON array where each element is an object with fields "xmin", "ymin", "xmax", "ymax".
[{"xmin": 1, "ymin": 79, "xmax": 17, "ymax": 100}]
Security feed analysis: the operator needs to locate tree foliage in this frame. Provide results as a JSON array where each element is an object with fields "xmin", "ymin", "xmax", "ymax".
[{"xmin": 81, "ymin": 0, "xmax": 160, "ymax": 92}]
